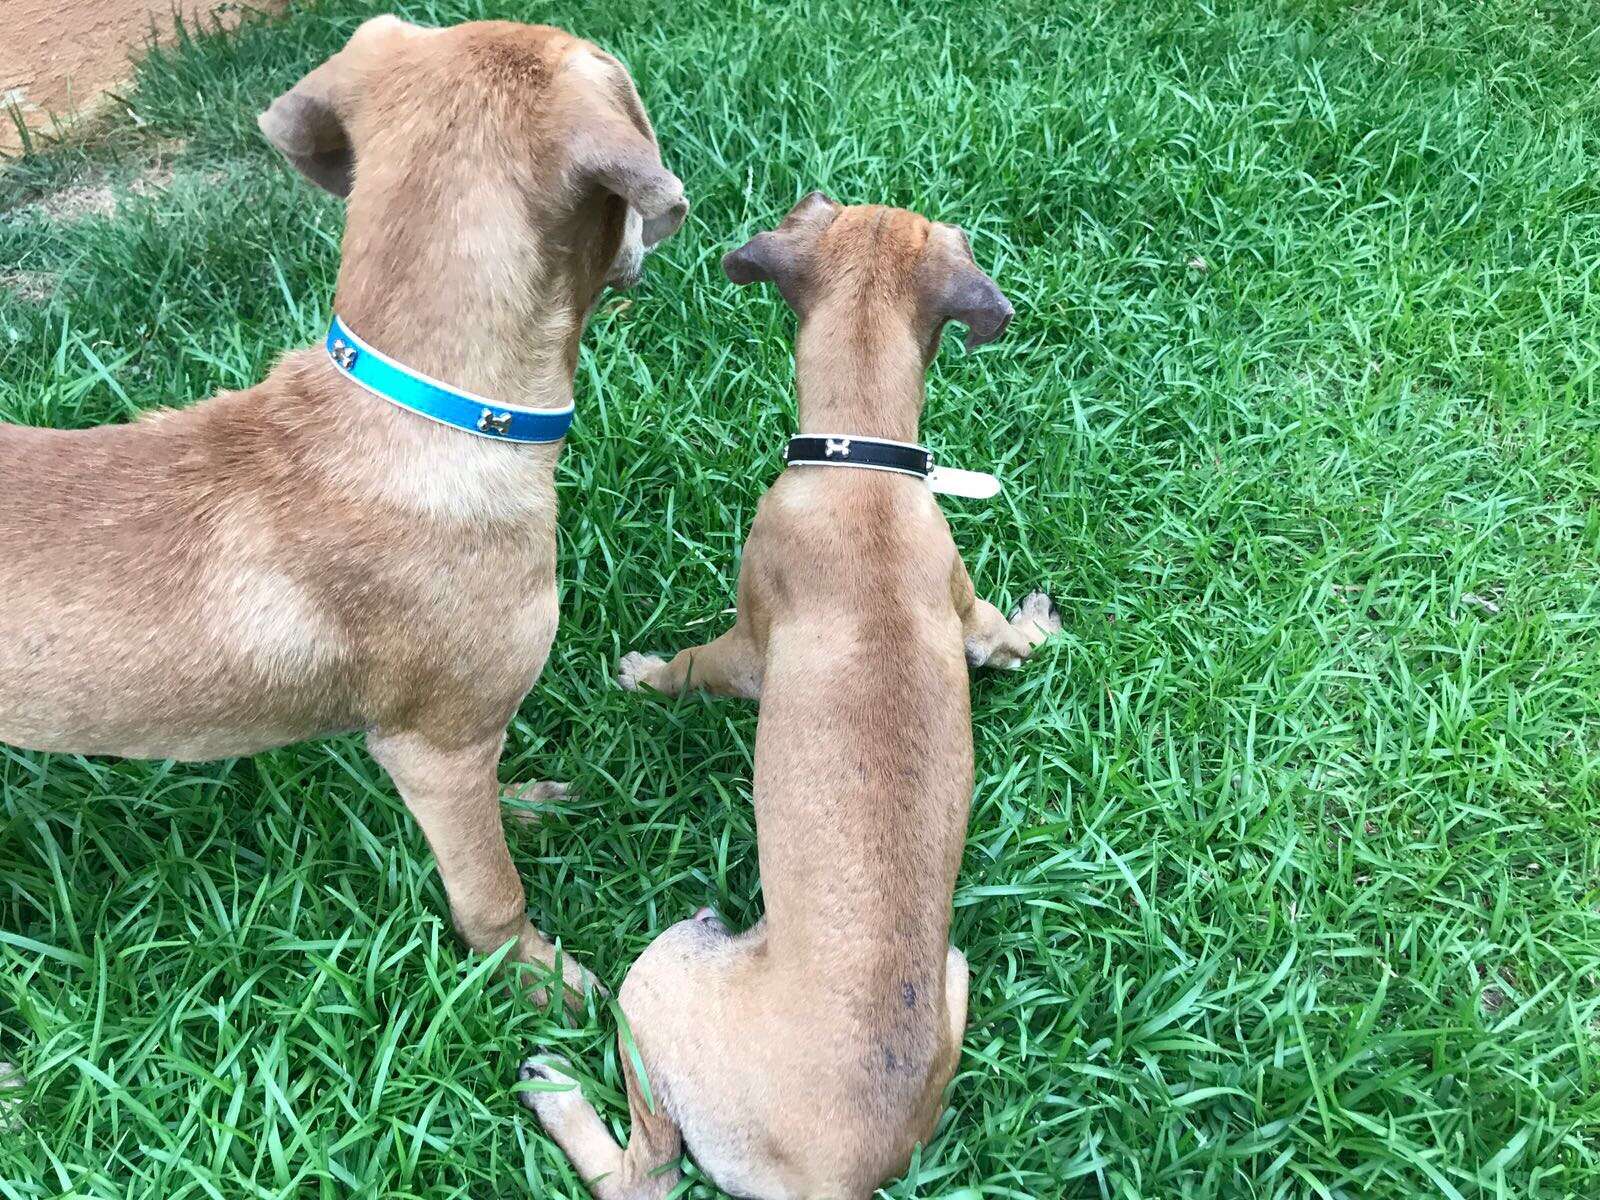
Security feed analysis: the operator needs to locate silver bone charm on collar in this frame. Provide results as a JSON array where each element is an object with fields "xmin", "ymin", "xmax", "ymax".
[
  {"xmin": 330, "ymin": 339, "xmax": 358, "ymax": 370},
  {"xmin": 478, "ymin": 408, "xmax": 514, "ymax": 436},
  {"xmin": 824, "ymin": 437, "xmax": 851, "ymax": 458}
]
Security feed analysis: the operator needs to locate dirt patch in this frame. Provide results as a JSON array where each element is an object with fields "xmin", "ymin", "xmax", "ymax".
[
  {"xmin": 29, "ymin": 179, "xmax": 120, "ymax": 221},
  {"xmin": 1, "ymin": 270, "xmax": 55, "ymax": 303},
  {"xmin": 15, "ymin": 138, "xmax": 191, "ymax": 223},
  {"xmin": 2, "ymin": 1, "xmax": 283, "ymax": 155}
]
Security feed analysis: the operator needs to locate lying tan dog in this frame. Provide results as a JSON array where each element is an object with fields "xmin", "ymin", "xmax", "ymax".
[
  {"xmin": 520, "ymin": 193, "xmax": 1059, "ymax": 1199},
  {"xmin": 0, "ymin": 16, "xmax": 687, "ymax": 1002}
]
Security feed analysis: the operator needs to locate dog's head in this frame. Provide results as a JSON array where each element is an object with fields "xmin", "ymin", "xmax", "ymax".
[
  {"xmin": 258, "ymin": 17, "xmax": 686, "ymax": 293},
  {"xmin": 722, "ymin": 193, "xmax": 1012, "ymax": 358}
]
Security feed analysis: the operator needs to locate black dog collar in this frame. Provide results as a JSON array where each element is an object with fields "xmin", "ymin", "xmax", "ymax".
[
  {"xmin": 783, "ymin": 434, "xmax": 1002, "ymax": 498},
  {"xmin": 784, "ymin": 434, "xmax": 935, "ymax": 480}
]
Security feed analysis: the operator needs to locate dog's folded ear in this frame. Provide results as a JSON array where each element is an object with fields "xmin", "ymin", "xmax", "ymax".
[
  {"xmin": 573, "ymin": 65, "xmax": 687, "ymax": 248},
  {"xmin": 579, "ymin": 141, "xmax": 687, "ymax": 247},
  {"xmin": 722, "ymin": 191, "xmax": 841, "ymax": 308},
  {"xmin": 937, "ymin": 267, "xmax": 1014, "ymax": 350},
  {"xmin": 258, "ymin": 16, "xmax": 415, "ymax": 197},
  {"xmin": 258, "ymin": 55, "xmax": 355, "ymax": 196},
  {"xmin": 721, "ymin": 232, "xmax": 790, "ymax": 287},
  {"xmin": 929, "ymin": 226, "xmax": 1014, "ymax": 351}
]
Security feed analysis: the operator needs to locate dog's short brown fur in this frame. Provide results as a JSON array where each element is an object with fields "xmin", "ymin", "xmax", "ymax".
[
  {"xmin": 0, "ymin": 16, "xmax": 687, "ymax": 1001},
  {"xmin": 520, "ymin": 194, "xmax": 1059, "ymax": 1199}
]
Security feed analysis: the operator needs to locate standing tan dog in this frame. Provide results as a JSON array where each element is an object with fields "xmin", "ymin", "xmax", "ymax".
[
  {"xmin": 520, "ymin": 194, "xmax": 1059, "ymax": 1199},
  {"xmin": 0, "ymin": 17, "xmax": 687, "ymax": 1002}
]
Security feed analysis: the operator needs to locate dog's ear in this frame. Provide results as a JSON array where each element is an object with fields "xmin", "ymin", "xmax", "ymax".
[
  {"xmin": 722, "ymin": 191, "xmax": 841, "ymax": 306},
  {"xmin": 774, "ymin": 189, "xmax": 842, "ymax": 231},
  {"xmin": 574, "ymin": 66, "xmax": 687, "ymax": 247},
  {"xmin": 927, "ymin": 225, "xmax": 1013, "ymax": 350},
  {"xmin": 721, "ymin": 232, "xmax": 790, "ymax": 287},
  {"xmin": 581, "ymin": 141, "xmax": 687, "ymax": 246},
  {"xmin": 258, "ymin": 16, "xmax": 415, "ymax": 197}
]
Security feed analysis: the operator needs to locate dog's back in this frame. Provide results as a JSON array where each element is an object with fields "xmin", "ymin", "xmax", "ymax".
[
  {"xmin": 752, "ymin": 467, "xmax": 973, "ymax": 1167},
  {"xmin": 749, "ymin": 465, "xmax": 973, "ymax": 989},
  {"xmin": 0, "ymin": 363, "xmax": 569, "ymax": 759}
]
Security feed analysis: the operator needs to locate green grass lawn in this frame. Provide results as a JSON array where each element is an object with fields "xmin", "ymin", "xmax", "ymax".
[{"xmin": 4, "ymin": 0, "xmax": 1600, "ymax": 1195}]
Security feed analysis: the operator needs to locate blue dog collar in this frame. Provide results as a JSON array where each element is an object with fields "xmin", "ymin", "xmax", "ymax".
[{"xmin": 324, "ymin": 315, "xmax": 574, "ymax": 444}]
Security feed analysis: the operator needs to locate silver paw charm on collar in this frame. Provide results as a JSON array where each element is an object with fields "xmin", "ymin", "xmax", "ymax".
[
  {"xmin": 478, "ymin": 408, "xmax": 514, "ymax": 436},
  {"xmin": 329, "ymin": 339, "xmax": 358, "ymax": 370},
  {"xmin": 824, "ymin": 437, "xmax": 851, "ymax": 458}
]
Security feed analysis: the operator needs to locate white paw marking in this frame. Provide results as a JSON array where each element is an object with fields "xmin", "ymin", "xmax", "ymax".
[
  {"xmin": 617, "ymin": 650, "xmax": 668, "ymax": 691},
  {"xmin": 1010, "ymin": 591, "xmax": 1062, "ymax": 639},
  {"xmin": 517, "ymin": 1055, "xmax": 585, "ymax": 1126},
  {"xmin": 500, "ymin": 780, "xmax": 570, "ymax": 824},
  {"xmin": 0, "ymin": 1061, "xmax": 23, "ymax": 1132}
]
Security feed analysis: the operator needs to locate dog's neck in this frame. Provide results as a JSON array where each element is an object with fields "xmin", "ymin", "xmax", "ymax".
[
  {"xmin": 330, "ymin": 177, "xmax": 614, "ymax": 416},
  {"xmin": 286, "ymin": 180, "xmax": 622, "ymax": 522},
  {"xmin": 792, "ymin": 318, "xmax": 926, "ymax": 444}
]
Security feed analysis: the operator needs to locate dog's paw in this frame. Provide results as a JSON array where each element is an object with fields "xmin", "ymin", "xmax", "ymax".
[
  {"xmin": 562, "ymin": 955, "xmax": 608, "ymax": 1003},
  {"xmin": 499, "ymin": 780, "xmax": 571, "ymax": 825},
  {"xmin": 512, "ymin": 946, "xmax": 608, "ymax": 1011},
  {"xmin": 1010, "ymin": 591, "xmax": 1062, "ymax": 645},
  {"xmin": 517, "ymin": 1055, "xmax": 584, "ymax": 1127},
  {"xmin": 963, "ymin": 636, "xmax": 992, "ymax": 669},
  {"xmin": 0, "ymin": 1062, "xmax": 24, "ymax": 1133},
  {"xmin": 618, "ymin": 651, "xmax": 668, "ymax": 691},
  {"xmin": 692, "ymin": 905, "xmax": 730, "ymax": 934}
]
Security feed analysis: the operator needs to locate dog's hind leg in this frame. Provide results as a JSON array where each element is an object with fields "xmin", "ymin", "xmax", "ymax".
[
  {"xmin": 944, "ymin": 945, "xmax": 970, "ymax": 1055},
  {"xmin": 520, "ymin": 1054, "xmax": 683, "ymax": 1200},
  {"xmin": 618, "ymin": 624, "xmax": 762, "ymax": 699},
  {"xmin": 367, "ymin": 729, "xmax": 598, "ymax": 1006}
]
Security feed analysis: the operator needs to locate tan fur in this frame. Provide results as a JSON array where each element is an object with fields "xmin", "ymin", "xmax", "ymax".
[
  {"xmin": 522, "ymin": 199, "xmax": 1058, "ymax": 1198},
  {"xmin": 0, "ymin": 17, "xmax": 687, "ymax": 1004}
]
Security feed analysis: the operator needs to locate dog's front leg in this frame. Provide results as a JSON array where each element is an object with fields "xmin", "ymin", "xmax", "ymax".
[
  {"xmin": 951, "ymin": 557, "xmax": 1061, "ymax": 670},
  {"xmin": 617, "ymin": 624, "xmax": 763, "ymax": 700},
  {"xmin": 368, "ymin": 729, "xmax": 598, "ymax": 1006}
]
